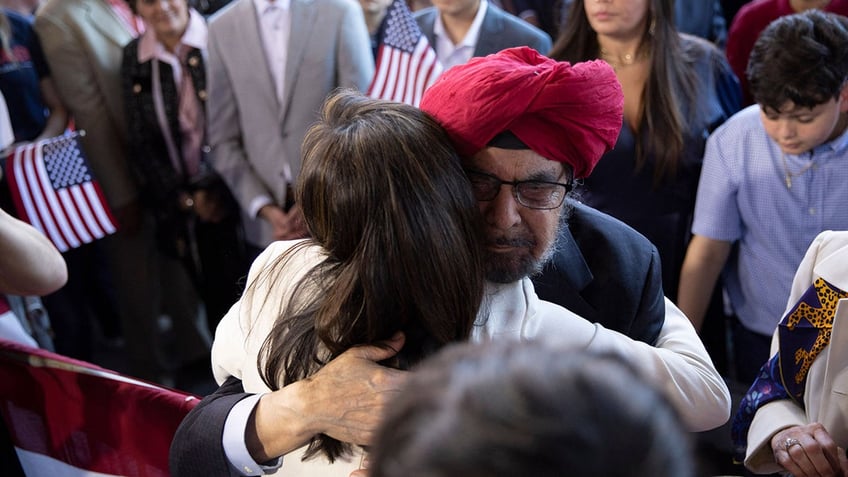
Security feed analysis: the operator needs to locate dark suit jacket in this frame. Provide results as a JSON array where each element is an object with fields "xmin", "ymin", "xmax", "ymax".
[
  {"xmin": 169, "ymin": 202, "xmax": 667, "ymax": 476},
  {"xmin": 414, "ymin": 3, "xmax": 552, "ymax": 58},
  {"xmin": 532, "ymin": 201, "xmax": 665, "ymax": 345},
  {"xmin": 171, "ymin": 376, "xmax": 250, "ymax": 476}
]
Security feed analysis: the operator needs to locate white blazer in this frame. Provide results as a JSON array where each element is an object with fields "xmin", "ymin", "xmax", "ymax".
[{"xmin": 746, "ymin": 230, "xmax": 848, "ymax": 473}]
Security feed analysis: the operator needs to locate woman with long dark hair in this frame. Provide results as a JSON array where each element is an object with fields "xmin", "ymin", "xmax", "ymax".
[
  {"xmin": 549, "ymin": 0, "xmax": 740, "ymax": 301},
  {"xmin": 210, "ymin": 89, "xmax": 486, "ymax": 475}
]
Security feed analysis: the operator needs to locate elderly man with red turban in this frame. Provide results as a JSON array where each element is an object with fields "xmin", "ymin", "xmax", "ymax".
[
  {"xmin": 420, "ymin": 44, "xmax": 728, "ymax": 425},
  {"xmin": 170, "ymin": 48, "xmax": 730, "ymax": 477},
  {"xmin": 421, "ymin": 47, "xmax": 663, "ymax": 342}
]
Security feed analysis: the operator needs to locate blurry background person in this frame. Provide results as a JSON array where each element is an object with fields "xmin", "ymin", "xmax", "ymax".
[
  {"xmin": 414, "ymin": 0, "xmax": 551, "ymax": 70},
  {"xmin": 726, "ymin": 0, "xmax": 848, "ymax": 106},
  {"xmin": 732, "ymin": 230, "xmax": 848, "ymax": 476},
  {"xmin": 548, "ymin": 0, "xmax": 740, "ymax": 303},
  {"xmin": 558, "ymin": 0, "xmax": 728, "ymax": 47},
  {"xmin": 0, "ymin": 7, "xmax": 66, "ymax": 143},
  {"xmin": 366, "ymin": 340, "xmax": 694, "ymax": 477},
  {"xmin": 35, "ymin": 0, "xmax": 207, "ymax": 384},
  {"xmin": 121, "ymin": 0, "xmax": 249, "ymax": 334},
  {"xmin": 205, "ymin": 0, "xmax": 374, "ymax": 252}
]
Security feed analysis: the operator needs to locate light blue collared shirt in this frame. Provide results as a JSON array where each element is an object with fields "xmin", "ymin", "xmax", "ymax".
[{"xmin": 693, "ymin": 104, "xmax": 848, "ymax": 336}]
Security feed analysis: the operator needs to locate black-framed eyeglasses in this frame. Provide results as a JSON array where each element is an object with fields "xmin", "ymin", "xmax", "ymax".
[{"xmin": 465, "ymin": 170, "xmax": 572, "ymax": 210}]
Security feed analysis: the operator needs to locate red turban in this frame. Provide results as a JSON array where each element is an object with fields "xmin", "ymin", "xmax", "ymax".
[{"xmin": 420, "ymin": 47, "xmax": 623, "ymax": 178}]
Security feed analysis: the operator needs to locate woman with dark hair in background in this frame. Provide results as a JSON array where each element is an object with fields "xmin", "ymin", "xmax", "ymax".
[{"xmin": 549, "ymin": 0, "xmax": 740, "ymax": 302}]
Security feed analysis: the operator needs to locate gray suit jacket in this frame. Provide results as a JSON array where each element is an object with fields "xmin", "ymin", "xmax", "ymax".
[
  {"xmin": 206, "ymin": 0, "xmax": 374, "ymax": 246},
  {"xmin": 414, "ymin": 3, "xmax": 551, "ymax": 59},
  {"xmin": 35, "ymin": 0, "xmax": 138, "ymax": 209}
]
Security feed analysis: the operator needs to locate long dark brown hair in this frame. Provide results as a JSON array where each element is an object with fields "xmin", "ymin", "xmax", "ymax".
[
  {"xmin": 252, "ymin": 89, "xmax": 485, "ymax": 462},
  {"xmin": 549, "ymin": 0, "xmax": 702, "ymax": 183}
]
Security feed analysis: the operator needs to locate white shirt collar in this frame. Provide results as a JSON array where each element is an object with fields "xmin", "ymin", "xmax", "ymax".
[
  {"xmin": 137, "ymin": 9, "xmax": 207, "ymax": 63},
  {"xmin": 433, "ymin": 0, "xmax": 487, "ymax": 69},
  {"xmin": 433, "ymin": 0, "xmax": 488, "ymax": 49},
  {"xmin": 254, "ymin": 0, "xmax": 291, "ymax": 14}
]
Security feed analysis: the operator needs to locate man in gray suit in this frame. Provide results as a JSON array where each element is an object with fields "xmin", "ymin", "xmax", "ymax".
[
  {"xmin": 206, "ymin": 0, "xmax": 374, "ymax": 249},
  {"xmin": 414, "ymin": 0, "xmax": 551, "ymax": 70}
]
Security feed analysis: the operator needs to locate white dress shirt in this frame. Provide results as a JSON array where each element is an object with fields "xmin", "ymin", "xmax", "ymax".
[
  {"xmin": 254, "ymin": 0, "xmax": 291, "ymax": 103},
  {"xmin": 433, "ymin": 0, "xmax": 488, "ymax": 70},
  {"xmin": 249, "ymin": 0, "xmax": 293, "ymax": 215}
]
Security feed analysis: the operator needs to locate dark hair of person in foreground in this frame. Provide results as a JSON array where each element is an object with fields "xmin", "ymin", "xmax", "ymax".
[{"xmin": 370, "ymin": 339, "xmax": 694, "ymax": 477}]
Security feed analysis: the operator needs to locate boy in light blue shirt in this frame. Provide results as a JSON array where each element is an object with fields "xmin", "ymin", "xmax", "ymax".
[{"xmin": 678, "ymin": 10, "xmax": 848, "ymax": 385}]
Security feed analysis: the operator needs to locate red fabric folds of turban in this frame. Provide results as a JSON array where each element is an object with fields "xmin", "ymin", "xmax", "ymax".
[{"xmin": 419, "ymin": 47, "xmax": 624, "ymax": 178}]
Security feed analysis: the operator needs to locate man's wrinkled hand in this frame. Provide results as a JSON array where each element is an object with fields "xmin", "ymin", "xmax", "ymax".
[
  {"xmin": 249, "ymin": 333, "xmax": 408, "ymax": 463},
  {"xmin": 299, "ymin": 332, "xmax": 407, "ymax": 446}
]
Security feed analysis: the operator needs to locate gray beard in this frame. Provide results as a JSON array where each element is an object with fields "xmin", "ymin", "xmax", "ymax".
[{"xmin": 484, "ymin": 199, "xmax": 572, "ymax": 283}]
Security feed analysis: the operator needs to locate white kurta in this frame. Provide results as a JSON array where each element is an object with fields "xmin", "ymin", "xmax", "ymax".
[{"xmin": 212, "ymin": 239, "xmax": 730, "ymax": 476}]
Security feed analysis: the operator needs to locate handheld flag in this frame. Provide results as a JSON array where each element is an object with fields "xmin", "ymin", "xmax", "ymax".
[
  {"xmin": 367, "ymin": 0, "xmax": 443, "ymax": 106},
  {"xmin": 4, "ymin": 132, "xmax": 117, "ymax": 252}
]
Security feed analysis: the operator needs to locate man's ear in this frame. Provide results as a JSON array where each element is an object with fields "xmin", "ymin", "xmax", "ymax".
[{"xmin": 563, "ymin": 163, "xmax": 575, "ymax": 183}]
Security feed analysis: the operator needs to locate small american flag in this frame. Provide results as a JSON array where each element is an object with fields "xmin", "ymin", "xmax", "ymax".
[
  {"xmin": 4, "ymin": 132, "xmax": 117, "ymax": 252},
  {"xmin": 367, "ymin": 0, "xmax": 443, "ymax": 106}
]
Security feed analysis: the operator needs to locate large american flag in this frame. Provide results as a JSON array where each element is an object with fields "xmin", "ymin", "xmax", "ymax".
[
  {"xmin": 4, "ymin": 132, "xmax": 117, "ymax": 252},
  {"xmin": 367, "ymin": 0, "xmax": 443, "ymax": 106},
  {"xmin": 0, "ymin": 338, "xmax": 198, "ymax": 477}
]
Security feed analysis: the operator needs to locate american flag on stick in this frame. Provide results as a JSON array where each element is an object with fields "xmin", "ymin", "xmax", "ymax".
[
  {"xmin": 367, "ymin": 0, "xmax": 443, "ymax": 106},
  {"xmin": 4, "ymin": 132, "xmax": 117, "ymax": 252}
]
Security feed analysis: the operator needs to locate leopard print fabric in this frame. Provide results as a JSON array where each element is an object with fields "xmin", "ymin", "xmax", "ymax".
[{"xmin": 787, "ymin": 277, "xmax": 848, "ymax": 384}]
